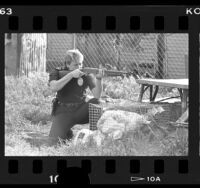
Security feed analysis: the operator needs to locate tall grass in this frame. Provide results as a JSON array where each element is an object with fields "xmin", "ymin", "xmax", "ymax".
[
  {"xmin": 5, "ymin": 72, "xmax": 52, "ymax": 127},
  {"xmin": 5, "ymin": 72, "xmax": 188, "ymax": 156}
]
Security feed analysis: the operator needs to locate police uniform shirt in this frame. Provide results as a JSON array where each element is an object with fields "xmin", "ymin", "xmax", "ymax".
[{"xmin": 49, "ymin": 67, "xmax": 96, "ymax": 103}]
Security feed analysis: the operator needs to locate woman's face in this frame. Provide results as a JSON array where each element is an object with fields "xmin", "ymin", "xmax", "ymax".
[{"xmin": 68, "ymin": 60, "xmax": 83, "ymax": 70}]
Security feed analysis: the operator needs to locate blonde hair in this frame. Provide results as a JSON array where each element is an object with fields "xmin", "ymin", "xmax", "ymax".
[{"xmin": 65, "ymin": 49, "xmax": 84, "ymax": 66}]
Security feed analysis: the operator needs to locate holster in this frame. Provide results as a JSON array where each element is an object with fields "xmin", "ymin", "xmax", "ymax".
[{"xmin": 51, "ymin": 97, "xmax": 58, "ymax": 116}]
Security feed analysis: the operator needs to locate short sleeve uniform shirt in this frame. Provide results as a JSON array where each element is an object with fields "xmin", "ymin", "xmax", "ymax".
[{"xmin": 49, "ymin": 68, "xmax": 96, "ymax": 103}]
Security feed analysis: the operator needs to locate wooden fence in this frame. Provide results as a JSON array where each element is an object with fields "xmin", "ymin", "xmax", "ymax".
[{"xmin": 19, "ymin": 34, "xmax": 47, "ymax": 76}]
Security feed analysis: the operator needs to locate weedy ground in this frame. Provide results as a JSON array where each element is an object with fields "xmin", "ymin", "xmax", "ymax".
[{"xmin": 5, "ymin": 72, "xmax": 188, "ymax": 156}]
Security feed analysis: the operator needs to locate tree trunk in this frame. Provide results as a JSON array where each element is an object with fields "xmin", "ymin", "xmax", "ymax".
[
  {"xmin": 16, "ymin": 34, "xmax": 22, "ymax": 77},
  {"xmin": 19, "ymin": 34, "xmax": 47, "ymax": 76}
]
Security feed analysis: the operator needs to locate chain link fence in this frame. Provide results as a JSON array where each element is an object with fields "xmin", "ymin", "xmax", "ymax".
[
  {"xmin": 5, "ymin": 33, "xmax": 188, "ymax": 104},
  {"xmin": 46, "ymin": 33, "xmax": 188, "ymax": 79},
  {"xmin": 5, "ymin": 33, "xmax": 188, "ymax": 79}
]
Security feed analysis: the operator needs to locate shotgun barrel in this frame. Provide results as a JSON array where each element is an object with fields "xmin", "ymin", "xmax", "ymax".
[{"xmin": 58, "ymin": 67, "xmax": 128, "ymax": 79}]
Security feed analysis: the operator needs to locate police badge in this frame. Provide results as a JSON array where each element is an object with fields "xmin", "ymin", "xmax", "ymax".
[{"xmin": 77, "ymin": 77, "xmax": 84, "ymax": 86}]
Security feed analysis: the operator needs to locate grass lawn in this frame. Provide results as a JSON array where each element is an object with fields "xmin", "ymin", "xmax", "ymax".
[{"xmin": 5, "ymin": 72, "xmax": 188, "ymax": 156}]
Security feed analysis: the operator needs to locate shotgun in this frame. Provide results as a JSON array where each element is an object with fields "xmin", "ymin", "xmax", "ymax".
[{"xmin": 58, "ymin": 67, "xmax": 140, "ymax": 79}]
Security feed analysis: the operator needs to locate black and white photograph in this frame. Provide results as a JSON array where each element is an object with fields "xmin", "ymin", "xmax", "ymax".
[{"xmin": 5, "ymin": 33, "xmax": 188, "ymax": 156}]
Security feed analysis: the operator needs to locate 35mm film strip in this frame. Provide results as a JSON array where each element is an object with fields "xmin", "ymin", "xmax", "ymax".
[{"xmin": 1, "ymin": 5, "xmax": 200, "ymax": 185}]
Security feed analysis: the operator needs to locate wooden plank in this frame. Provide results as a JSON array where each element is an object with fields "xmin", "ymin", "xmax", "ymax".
[
  {"xmin": 138, "ymin": 85, "xmax": 145, "ymax": 102},
  {"xmin": 176, "ymin": 108, "xmax": 188, "ymax": 123},
  {"xmin": 136, "ymin": 78, "xmax": 188, "ymax": 89}
]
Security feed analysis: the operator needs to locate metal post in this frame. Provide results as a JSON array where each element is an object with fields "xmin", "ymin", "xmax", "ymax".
[{"xmin": 156, "ymin": 34, "xmax": 165, "ymax": 79}]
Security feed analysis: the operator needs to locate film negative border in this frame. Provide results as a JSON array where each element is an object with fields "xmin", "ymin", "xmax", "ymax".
[
  {"xmin": 0, "ymin": 5, "xmax": 200, "ymax": 184},
  {"xmin": 0, "ymin": 157, "xmax": 196, "ymax": 184},
  {"xmin": 0, "ymin": 6, "xmax": 198, "ymax": 32},
  {"xmin": 7, "ymin": 14, "xmax": 190, "ymax": 31}
]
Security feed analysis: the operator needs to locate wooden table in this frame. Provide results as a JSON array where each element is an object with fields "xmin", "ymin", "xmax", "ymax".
[{"xmin": 136, "ymin": 79, "xmax": 189, "ymax": 118}]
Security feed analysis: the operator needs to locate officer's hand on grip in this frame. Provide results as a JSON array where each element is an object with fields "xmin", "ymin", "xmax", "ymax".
[
  {"xmin": 70, "ymin": 69, "xmax": 85, "ymax": 78},
  {"xmin": 96, "ymin": 64, "xmax": 105, "ymax": 80}
]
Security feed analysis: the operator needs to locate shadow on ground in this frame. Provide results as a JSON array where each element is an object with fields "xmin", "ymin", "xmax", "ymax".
[
  {"xmin": 20, "ymin": 124, "xmax": 88, "ymax": 148},
  {"xmin": 22, "ymin": 130, "xmax": 58, "ymax": 147}
]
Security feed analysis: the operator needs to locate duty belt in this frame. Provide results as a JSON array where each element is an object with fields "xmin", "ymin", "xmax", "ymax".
[{"xmin": 57, "ymin": 100, "xmax": 83, "ymax": 108}]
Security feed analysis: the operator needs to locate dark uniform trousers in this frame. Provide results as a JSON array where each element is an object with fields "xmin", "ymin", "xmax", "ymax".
[{"xmin": 49, "ymin": 98, "xmax": 100, "ymax": 141}]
